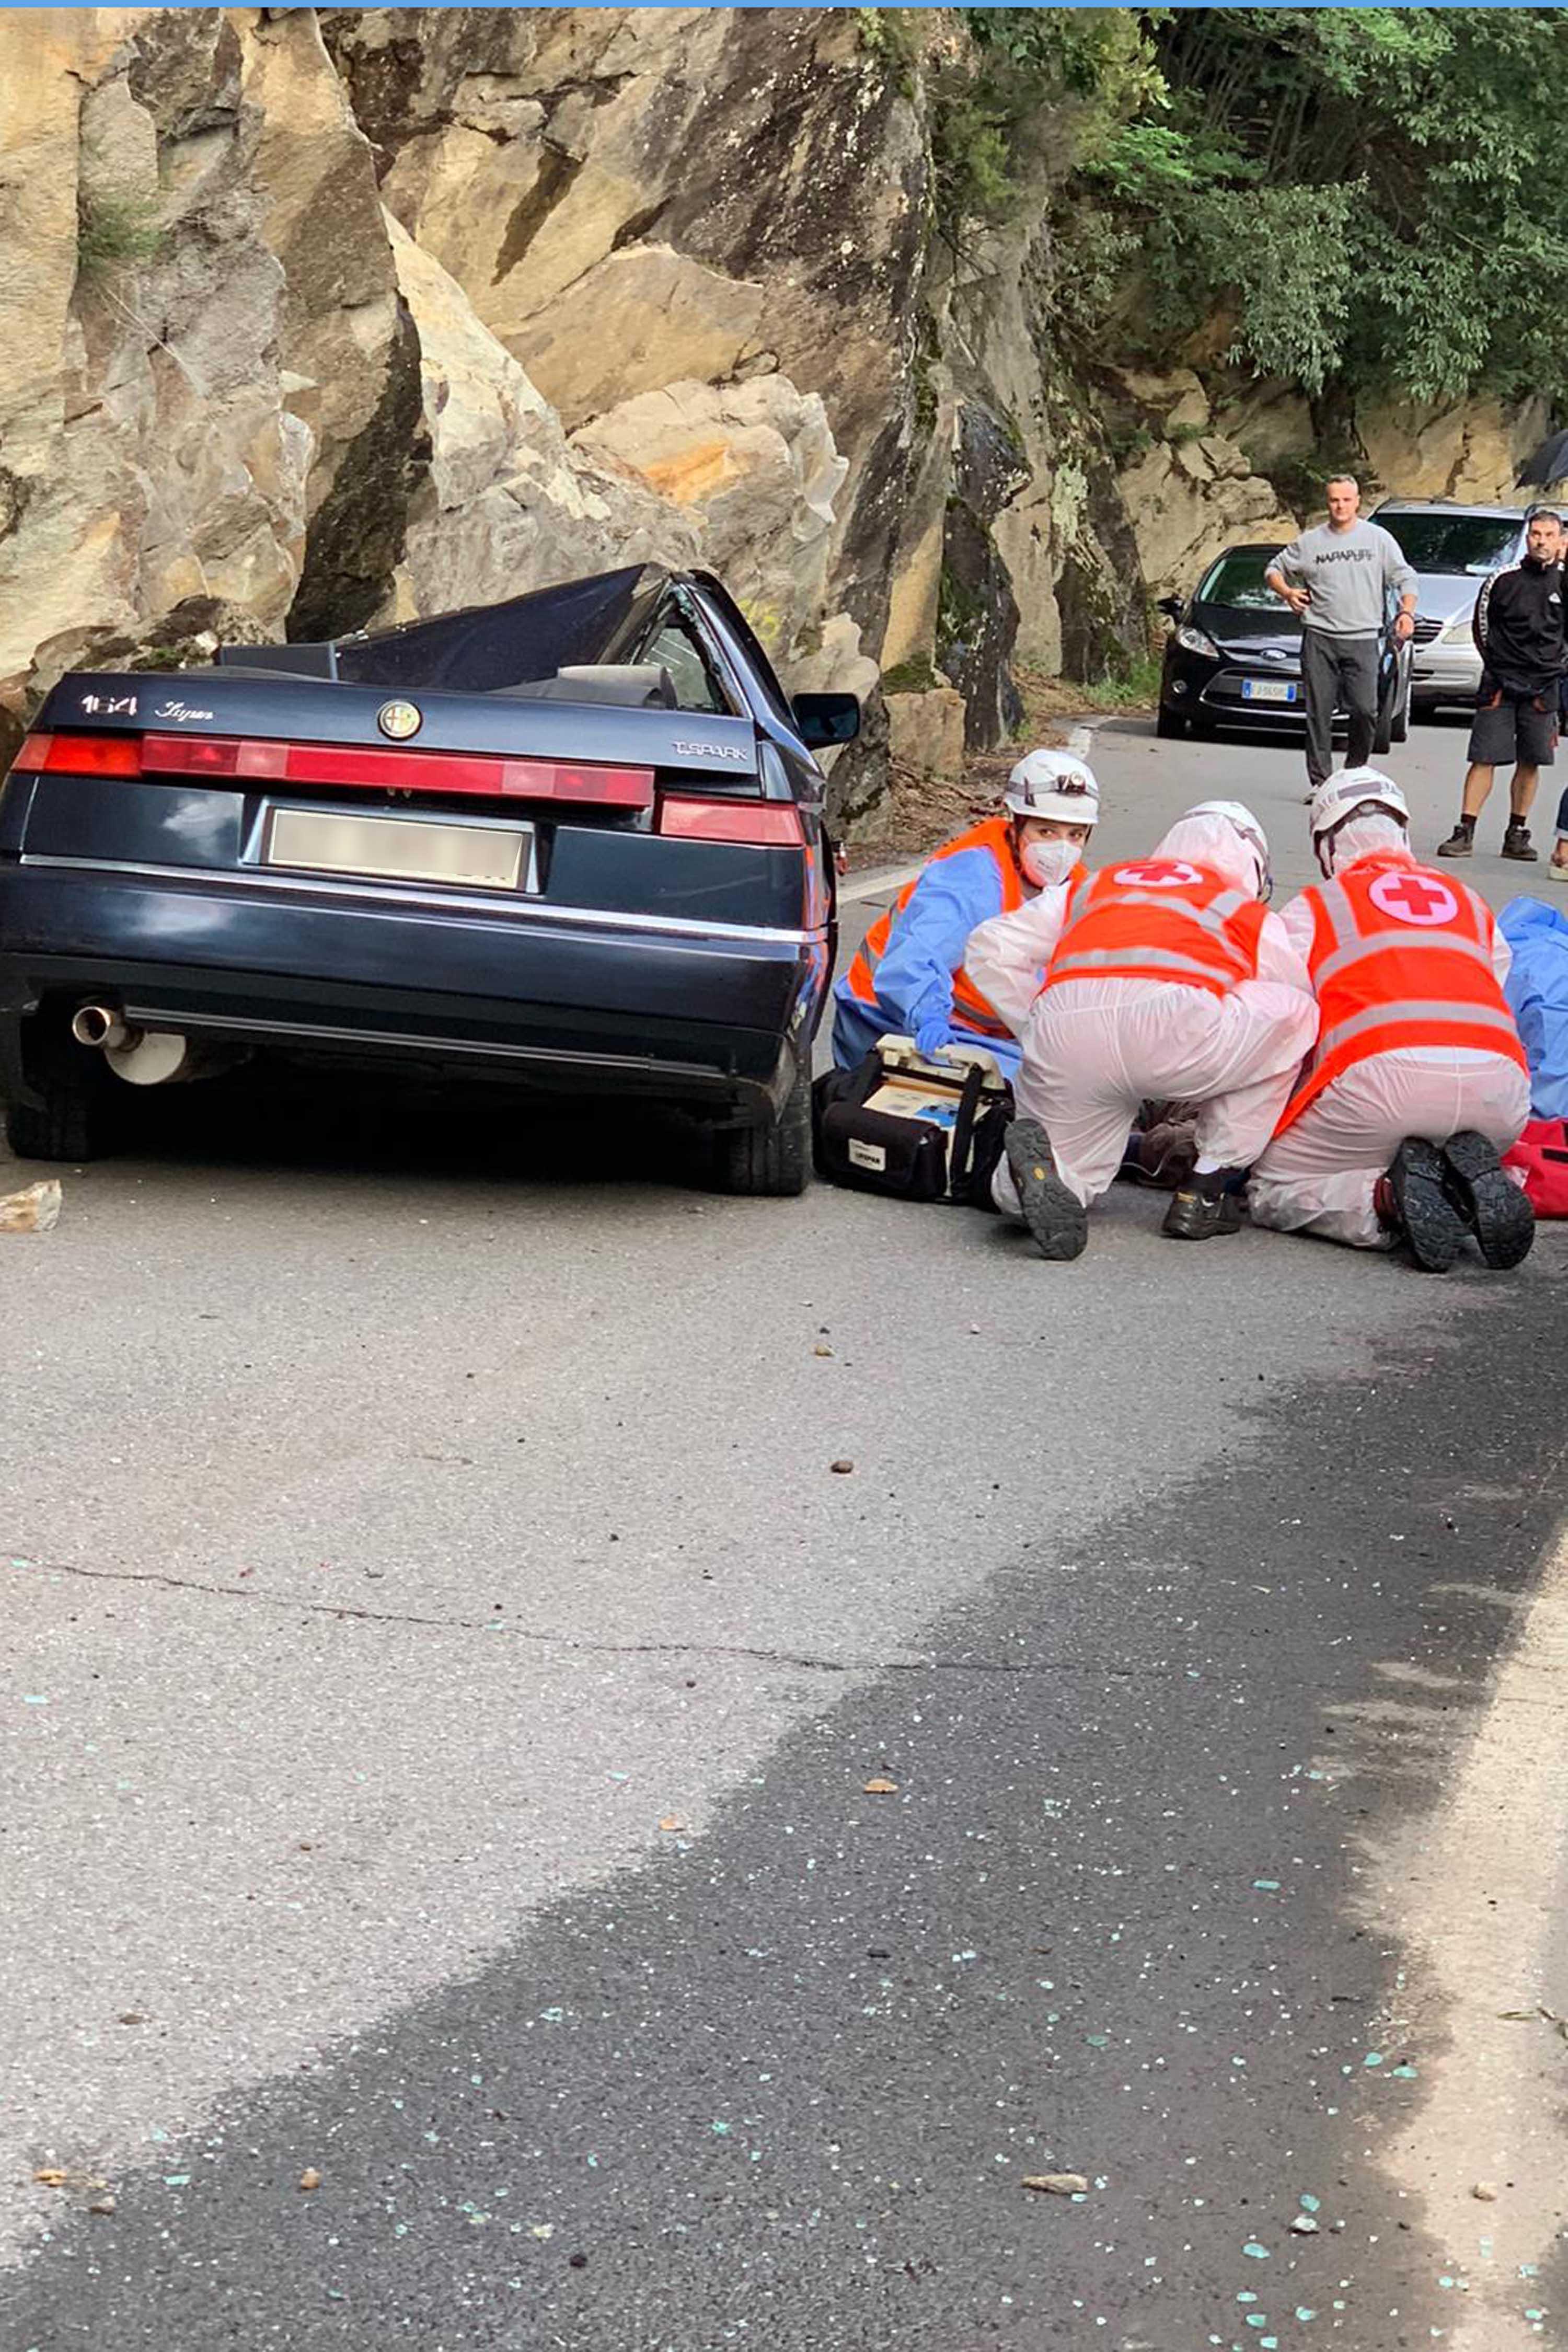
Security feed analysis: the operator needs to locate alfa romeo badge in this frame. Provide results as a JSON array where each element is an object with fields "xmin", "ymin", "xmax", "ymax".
[{"xmin": 377, "ymin": 699, "xmax": 422, "ymax": 741}]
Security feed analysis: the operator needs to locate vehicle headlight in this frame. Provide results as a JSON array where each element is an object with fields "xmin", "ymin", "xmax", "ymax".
[
  {"xmin": 1437, "ymin": 609, "xmax": 1474, "ymax": 645},
  {"xmin": 1175, "ymin": 624, "xmax": 1219, "ymax": 659}
]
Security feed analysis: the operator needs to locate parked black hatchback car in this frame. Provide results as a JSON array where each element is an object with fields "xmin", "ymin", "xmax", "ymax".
[
  {"xmin": 1156, "ymin": 541, "xmax": 1410, "ymax": 748},
  {"xmin": 0, "ymin": 566, "xmax": 858, "ymax": 1195}
]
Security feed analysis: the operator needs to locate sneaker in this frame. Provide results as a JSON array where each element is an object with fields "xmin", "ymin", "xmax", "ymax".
[
  {"xmin": 1384, "ymin": 1137, "xmax": 1466, "ymax": 1270},
  {"xmin": 1436, "ymin": 821, "xmax": 1475, "ymax": 859},
  {"xmin": 1005, "ymin": 1117, "xmax": 1088, "ymax": 1261},
  {"xmin": 1439, "ymin": 1129, "xmax": 1535, "ymax": 1269},
  {"xmin": 1161, "ymin": 1169, "xmax": 1244, "ymax": 1241},
  {"xmin": 1502, "ymin": 821, "xmax": 1539, "ymax": 862}
]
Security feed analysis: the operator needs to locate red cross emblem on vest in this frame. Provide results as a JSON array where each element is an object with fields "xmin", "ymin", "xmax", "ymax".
[
  {"xmin": 1367, "ymin": 870, "xmax": 1460, "ymax": 927},
  {"xmin": 1114, "ymin": 859, "xmax": 1204, "ymax": 889}
]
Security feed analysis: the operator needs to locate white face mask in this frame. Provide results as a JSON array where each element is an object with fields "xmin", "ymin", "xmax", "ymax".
[{"xmin": 1021, "ymin": 836, "xmax": 1082, "ymax": 890}]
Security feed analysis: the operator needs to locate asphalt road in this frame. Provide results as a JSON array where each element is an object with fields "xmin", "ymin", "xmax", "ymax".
[{"xmin": 2, "ymin": 705, "xmax": 1566, "ymax": 2349}]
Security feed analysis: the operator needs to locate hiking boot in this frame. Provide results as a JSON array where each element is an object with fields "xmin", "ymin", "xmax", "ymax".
[
  {"xmin": 1502, "ymin": 820, "xmax": 1539, "ymax": 862},
  {"xmin": 1005, "ymin": 1117, "xmax": 1088, "ymax": 1261},
  {"xmin": 1383, "ymin": 1137, "xmax": 1466, "ymax": 1270},
  {"xmin": 1439, "ymin": 1129, "xmax": 1535, "ymax": 1269},
  {"xmin": 1161, "ymin": 1168, "xmax": 1244, "ymax": 1241},
  {"xmin": 1436, "ymin": 818, "xmax": 1475, "ymax": 858}
]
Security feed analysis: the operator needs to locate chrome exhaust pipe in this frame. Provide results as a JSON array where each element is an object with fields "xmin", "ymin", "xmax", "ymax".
[
  {"xmin": 71, "ymin": 1003, "xmax": 136, "ymax": 1053},
  {"xmin": 71, "ymin": 1005, "xmax": 246, "ymax": 1087}
]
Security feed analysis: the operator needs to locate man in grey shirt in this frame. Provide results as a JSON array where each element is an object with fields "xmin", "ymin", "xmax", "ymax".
[{"xmin": 1265, "ymin": 477, "xmax": 1418, "ymax": 791}]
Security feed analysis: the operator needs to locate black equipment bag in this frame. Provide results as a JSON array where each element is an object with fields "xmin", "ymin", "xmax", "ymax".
[{"xmin": 812, "ymin": 1044, "xmax": 1013, "ymax": 1206}]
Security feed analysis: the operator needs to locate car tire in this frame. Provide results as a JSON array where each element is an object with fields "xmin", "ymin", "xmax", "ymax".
[
  {"xmin": 710, "ymin": 1059, "xmax": 811, "ymax": 1198},
  {"xmin": 5, "ymin": 1073, "xmax": 119, "ymax": 1162},
  {"xmin": 1155, "ymin": 705, "xmax": 1186, "ymax": 740},
  {"xmin": 1390, "ymin": 682, "xmax": 1410, "ymax": 744}
]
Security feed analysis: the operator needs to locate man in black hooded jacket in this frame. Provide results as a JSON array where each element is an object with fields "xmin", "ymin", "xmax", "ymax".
[{"xmin": 1438, "ymin": 507, "xmax": 1567, "ymax": 862}]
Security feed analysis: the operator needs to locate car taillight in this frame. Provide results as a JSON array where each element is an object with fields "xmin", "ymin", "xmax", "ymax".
[
  {"xmin": 13, "ymin": 730, "xmax": 655, "ymax": 809},
  {"xmin": 15, "ymin": 732, "xmax": 143, "ymax": 776},
  {"xmin": 656, "ymin": 796, "xmax": 805, "ymax": 845}
]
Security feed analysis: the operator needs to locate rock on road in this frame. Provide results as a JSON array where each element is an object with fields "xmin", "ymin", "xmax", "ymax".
[{"xmin": 2, "ymin": 707, "xmax": 1566, "ymax": 2349}]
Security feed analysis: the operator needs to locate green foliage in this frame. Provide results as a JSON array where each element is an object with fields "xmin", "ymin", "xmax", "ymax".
[
  {"xmin": 881, "ymin": 655, "xmax": 942, "ymax": 695},
  {"xmin": 857, "ymin": 7, "xmax": 921, "ymax": 94},
  {"xmin": 1134, "ymin": 6, "xmax": 1568, "ymax": 403},
  {"xmin": 77, "ymin": 187, "xmax": 166, "ymax": 281},
  {"xmin": 960, "ymin": 6, "xmax": 1568, "ymax": 408},
  {"xmin": 931, "ymin": 7, "xmax": 1165, "ymax": 246}
]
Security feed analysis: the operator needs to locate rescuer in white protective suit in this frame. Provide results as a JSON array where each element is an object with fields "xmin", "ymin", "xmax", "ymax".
[
  {"xmin": 1247, "ymin": 768, "xmax": 1535, "ymax": 1269},
  {"xmin": 965, "ymin": 802, "xmax": 1319, "ymax": 1258}
]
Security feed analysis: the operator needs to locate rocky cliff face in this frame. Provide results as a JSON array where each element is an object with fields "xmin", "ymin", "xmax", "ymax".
[{"xmin": 0, "ymin": 7, "xmax": 1548, "ymax": 820}]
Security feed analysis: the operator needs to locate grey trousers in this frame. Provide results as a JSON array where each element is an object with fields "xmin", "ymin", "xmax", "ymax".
[{"xmin": 1300, "ymin": 630, "xmax": 1379, "ymax": 789}]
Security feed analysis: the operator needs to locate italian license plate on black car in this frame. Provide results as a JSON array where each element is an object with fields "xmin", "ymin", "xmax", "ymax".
[
  {"xmin": 264, "ymin": 808, "xmax": 529, "ymax": 891},
  {"xmin": 1241, "ymin": 679, "xmax": 1297, "ymax": 705}
]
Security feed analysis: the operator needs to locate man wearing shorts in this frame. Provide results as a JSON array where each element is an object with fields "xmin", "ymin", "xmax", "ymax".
[{"xmin": 1438, "ymin": 508, "xmax": 1566, "ymax": 864}]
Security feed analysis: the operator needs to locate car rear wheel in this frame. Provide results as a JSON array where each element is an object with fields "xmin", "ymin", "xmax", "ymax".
[
  {"xmin": 5, "ymin": 1069, "xmax": 121, "ymax": 1162},
  {"xmin": 710, "ymin": 1059, "xmax": 811, "ymax": 1197},
  {"xmin": 1155, "ymin": 705, "xmax": 1186, "ymax": 740}
]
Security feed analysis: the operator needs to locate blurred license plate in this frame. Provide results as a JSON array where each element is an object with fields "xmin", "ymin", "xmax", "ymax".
[
  {"xmin": 266, "ymin": 808, "xmax": 527, "ymax": 891},
  {"xmin": 1242, "ymin": 678, "xmax": 1297, "ymax": 705}
]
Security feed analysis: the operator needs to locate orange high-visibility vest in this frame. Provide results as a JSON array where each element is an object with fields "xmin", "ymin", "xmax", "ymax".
[
  {"xmin": 1278, "ymin": 856, "xmax": 1523, "ymax": 1138},
  {"xmin": 1042, "ymin": 858, "xmax": 1266, "ymax": 1000},
  {"xmin": 1275, "ymin": 854, "xmax": 1528, "ymax": 1133},
  {"xmin": 843, "ymin": 817, "xmax": 1074, "ymax": 1041}
]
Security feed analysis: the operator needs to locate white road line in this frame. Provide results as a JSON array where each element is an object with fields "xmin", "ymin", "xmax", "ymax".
[{"xmin": 838, "ymin": 860, "xmax": 924, "ymax": 905}]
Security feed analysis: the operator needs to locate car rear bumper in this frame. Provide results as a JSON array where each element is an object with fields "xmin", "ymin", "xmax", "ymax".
[{"xmin": 0, "ymin": 860, "xmax": 828, "ymax": 1120}]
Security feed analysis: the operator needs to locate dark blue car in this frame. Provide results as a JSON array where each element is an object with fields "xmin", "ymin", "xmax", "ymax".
[{"xmin": 0, "ymin": 566, "xmax": 857, "ymax": 1194}]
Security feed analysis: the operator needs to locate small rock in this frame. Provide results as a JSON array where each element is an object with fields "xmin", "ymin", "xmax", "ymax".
[
  {"xmin": 813, "ymin": 1343, "xmax": 834, "ymax": 1358},
  {"xmin": 1289, "ymin": 2213, "xmax": 1319, "ymax": 2234},
  {"xmin": 1023, "ymin": 2173, "xmax": 1088, "ymax": 2196},
  {"xmin": 298, "ymin": 2168, "xmax": 321, "ymax": 2192},
  {"xmin": 657, "ymin": 1814, "xmax": 688, "ymax": 1834},
  {"xmin": 829, "ymin": 1459, "xmax": 855, "ymax": 1474},
  {"xmin": 862, "ymin": 1778, "xmax": 898, "ymax": 1795},
  {"xmin": 88, "ymin": 2196, "xmax": 116, "ymax": 2217},
  {"xmin": 1472, "ymin": 2182, "xmax": 1499, "ymax": 2202},
  {"xmin": 118, "ymin": 2013, "xmax": 147, "ymax": 2026},
  {"xmin": 0, "ymin": 1180, "xmax": 61, "ymax": 1234},
  {"xmin": 32, "ymin": 2170, "xmax": 67, "ymax": 2188}
]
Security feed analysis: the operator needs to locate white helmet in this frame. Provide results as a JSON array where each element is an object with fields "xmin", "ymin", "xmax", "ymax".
[
  {"xmin": 1179, "ymin": 799, "xmax": 1273, "ymax": 901},
  {"xmin": 1309, "ymin": 767, "xmax": 1410, "ymax": 876},
  {"xmin": 1309, "ymin": 766, "xmax": 1410, "ymax": 842},
  {"xmin": 1004, "ymin": 746, "xmax": 1101, "ymax": 827}
]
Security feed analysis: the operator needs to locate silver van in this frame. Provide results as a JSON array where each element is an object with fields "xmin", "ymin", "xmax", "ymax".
[{"xmin": 1371, "ymin": 499, "xmax": 1532, "ymax": 715}]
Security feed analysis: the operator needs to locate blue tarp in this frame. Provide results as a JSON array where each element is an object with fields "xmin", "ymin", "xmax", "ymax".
[{"xmin": 1501, "ymin": 895, "xmax": 1568, "ymax": 1119}]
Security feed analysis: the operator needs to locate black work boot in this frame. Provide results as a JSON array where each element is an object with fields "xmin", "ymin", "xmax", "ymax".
[
  {"xmin": 1005, "ymin": 1117, "xmax": 1088, "ymax": 1261},
  {"xmin": 1383, "ymin": 1137, "xmax": 1466, "ymax": 1270},
  {"xmin": 1439, "ymin": 1130, "xmax": 1535, "ymax": 1268},
  {"xmin": 1502, "ymin": 819, "xmax": 1539, "ymax": 862},
  {"xmin": 1436, "ymin": 817, "xmax": 1475, "ymax": 858},
  {"xmin": 1161, "ymin": 1168, "xmax": 1244, "ymax": 1241}
]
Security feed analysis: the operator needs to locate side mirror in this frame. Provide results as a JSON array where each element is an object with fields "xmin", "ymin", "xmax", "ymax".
[
  {"xmin": 1156, "ymin": 595, "xmax": 1184, "ymax": 622},
  {"xmin": 792, "ymin": 691, "xmax": 861, "ymax": 750}
]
